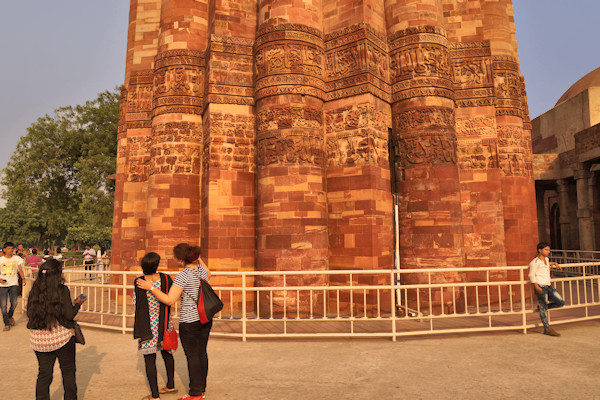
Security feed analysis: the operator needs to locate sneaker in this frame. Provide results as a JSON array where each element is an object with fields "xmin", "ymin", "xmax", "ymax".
[
  {"xmin": 9, "ymin": 318, "xmax": 15, "ymax": 326},
  {"xmin": 3, "ymin": 326, "xmax": 10, "ymax": 331},
  {"xmin": 177, "ymin": 394, "xmax": 205, "ymax": 400},
  {"xmin": 543, "ymin": 327, "xmax": 560, "ymax": 337}
]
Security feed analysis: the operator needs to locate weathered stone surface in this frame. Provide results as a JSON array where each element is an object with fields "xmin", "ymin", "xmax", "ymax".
[{"xmin": 113, "ymin": 0, "xmax": 539, "ymax": 313}]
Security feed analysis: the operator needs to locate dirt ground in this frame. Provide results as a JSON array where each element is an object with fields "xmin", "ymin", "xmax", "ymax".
[{"xmin": 1, "ymin": 306, "xmax": 599, "ymax": 400}]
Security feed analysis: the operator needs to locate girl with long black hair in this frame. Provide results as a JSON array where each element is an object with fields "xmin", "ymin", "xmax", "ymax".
[
  {"xmin": 137, "ymin": 243, "xmax": 211, "ymax": 400},
  {"xmin": 27, "ymin": 259, "xmax": 86, "ymax": 400}
]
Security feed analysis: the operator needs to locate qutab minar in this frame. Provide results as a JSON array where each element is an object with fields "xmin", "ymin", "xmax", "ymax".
[{"xmin": 112, "ymin": 0, "xmax": 538, "ymax": 313}]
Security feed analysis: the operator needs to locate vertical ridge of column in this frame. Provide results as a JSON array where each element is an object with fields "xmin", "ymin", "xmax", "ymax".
[
  {"xmin": 386, "ymin": 0, "xmax": 465, "ymax": 311},
  {"xmin": 255, "ymin": 1, "xmax": 328, "ymax": 317},
  {"xmin": 146, "ymin": 0, "xmax": 208, "ymax": 268},
  {"xmin": 113, "ymin": 0, "xmax": 161, "ymax": 272}
]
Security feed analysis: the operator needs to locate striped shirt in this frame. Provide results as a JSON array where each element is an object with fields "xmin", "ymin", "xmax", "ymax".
[{"xmin": 173, "ymin": 265, "xmax": 209, "ymax": 324}]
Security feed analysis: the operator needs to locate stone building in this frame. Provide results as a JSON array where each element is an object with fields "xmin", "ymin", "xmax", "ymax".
[
  {"xmin": 533, "ymin": 67, "xmax": 600, "ymax": 252},
  {"xmin": 112, "ymin": 0, "xmax": 539, "ymax": 309}
]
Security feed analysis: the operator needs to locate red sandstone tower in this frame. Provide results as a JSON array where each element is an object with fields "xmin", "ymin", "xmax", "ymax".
[{"xmin": 113, "ymin": 0, "xmax": 537, "ymax": 309}]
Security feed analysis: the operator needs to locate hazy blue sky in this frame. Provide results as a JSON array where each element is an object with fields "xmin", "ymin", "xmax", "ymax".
[{"xmin": 0, "ymin": 1, "xmax": 599, "ymax": 174}]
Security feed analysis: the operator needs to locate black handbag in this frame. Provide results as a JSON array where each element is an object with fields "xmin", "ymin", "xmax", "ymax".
[
  {"xmin": 197, "ymin": 279, "xmax": 224, "ymax": 324},
  {"xmin": 73, "ymin": 322, "xmax": 85, "ymax": 345}
]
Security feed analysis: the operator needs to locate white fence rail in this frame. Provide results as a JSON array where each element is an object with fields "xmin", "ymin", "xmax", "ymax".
[{"xmin": 21, "ymin": 262, "xmax": 600, "ymax": 341}]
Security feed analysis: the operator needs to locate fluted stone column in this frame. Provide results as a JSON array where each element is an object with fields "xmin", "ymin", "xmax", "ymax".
[
  {"xmin": 255, "ymin": 1, "xmax": 328, "ymax": 316},
  {"xmin": 146, "ymin": 0, "xmax": 208, "ymax": 268},
  {"xmin": 575, "ymin": 167, "xmax": 595, "ymax": 251},
  {"xmin": 557, "ymin": 179, "xmax": 572, "ymax": 249},
  {"xmin": 112, "ymin": 0, "xmax": 161, "ymax": 272},
  {"xmin": 482, "ymin": 0, "xmax": 539, "ymax": 265},
  {"xmin": 386, "ymin": 0, "xmax": 464, "ymax": 310}
]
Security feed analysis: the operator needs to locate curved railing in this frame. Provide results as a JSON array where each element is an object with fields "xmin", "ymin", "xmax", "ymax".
[{"xmin": 20, "ymin": 260, "xmax": 600, "ymax": 341}]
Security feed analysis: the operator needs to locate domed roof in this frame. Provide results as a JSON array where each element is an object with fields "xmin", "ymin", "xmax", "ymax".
[{"xmin": 555, "ymin": 66, "xmax": 600, "ymax": 106}]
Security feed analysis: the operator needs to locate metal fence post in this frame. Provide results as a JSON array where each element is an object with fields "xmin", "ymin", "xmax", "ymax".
[
  {"xmin": 520, "ymin": 267, "xmax": 527, "ymax": 334},
  {"xmin": 242, "ymin": 272, "xmax": 247, "ymax": 342}
]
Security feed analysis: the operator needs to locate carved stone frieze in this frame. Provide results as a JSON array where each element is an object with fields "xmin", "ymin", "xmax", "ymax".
[
  {"xmin": 453, "ymin": 58, "xmax": 493, "ymax": 88},
  {"xmin": 255, "ymin": 23, "xmax": 324, "ymax": 47},
  {"xmin": 153, "ymin": 66, "xmax": 204, "ymax": 98},
  {"xmin": 388, "ymin": 26, "xmax": 448, "ymax": 51},
  {"xmin": 326, "ymin": 132, "xmax": 388, "ymax": 168},
  {"xmin": 325, "ymin": 23, "xmax": 388, "ymax": 53},
  {"xmin": 393, "ymin": 107, "xmax": 455, "ymax": 132},
  {"xmin": 257, "ymin": 107, "xmax": 322, "ymax": 131},
  {"xmin": 455, "ymin": 116, "xmax": 496, "ymax": 138},
  {"xmin": 325, "ymin": 40, "xmax": 389, "ymax": 82},
  {"xmin": 457, "ymin": 142, "xmax": 498, "ymax": 170},
  {"xmin": 125, "ymin": 136, "xmax": 152, "ymax": 182},
  {"xmin": 395, "ymin": 134, "xmax": 457, "ymax": 166},
  {"xmin": 154, "ymin": 49, "xmax": 205, "ymax": 69},
  {"xmin": 257, "ymin": 133, "xmax": 325, "ymax": 167},
  {"xmin": 150, "ymin": 122, "xmax": 202, "ymax": 176},
  {"xmin": 203, "ymin": 113, "xmax": 255, "ymax": 172},
  {"xmin": 254, "ymin": 42, "xmax": 324, "ymax": 79},
  {"xmin": 390, "ymin": 43, "xmax": 452, "ymax": 84}
]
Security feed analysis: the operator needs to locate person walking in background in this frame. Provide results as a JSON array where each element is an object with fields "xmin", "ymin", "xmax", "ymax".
[
  {"xmin": 529, "ymin": 242, "xmax": 565, "ymax": 337},
  {"xmin": 0, "ymin": 242, "xmax": 26, "ymax": 331},
  {"xmin": 137, "ymin": 243, "xmax": 212, "ymax": 400},
  {"xmin": 134, "ymin": 252, "xmax": 177, "ymax": 400},
  {"xmin": 27, "ymin": 259, "xmax": 86, "ymax": 400},
  {"xmin": 26, "ymin": 249, "xmax": 45, "ymax": 275},
  {"xmin": 16, "ymin": 243, "xmax": 27, "ymax": 296},
  {"xmin": 43, "ymin": 249, "xmax": 52, "ymax": 259},
  {"xmin": 54, "ymin": 248, "xmax": 65, "ymax": 261},
  {"xmin": 82, "ymin": 245, "xmax": 95, "ymax": 280}
]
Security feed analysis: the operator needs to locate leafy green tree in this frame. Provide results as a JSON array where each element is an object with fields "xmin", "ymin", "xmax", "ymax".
[{"xmin": 0, "ymin": 89, "xmax": 120, "ymax": 248}]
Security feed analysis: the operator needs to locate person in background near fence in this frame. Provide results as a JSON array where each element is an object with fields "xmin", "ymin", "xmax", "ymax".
[
  {"xmin": 137, "ymin": 243, "xmax": 212, "ymax": 400},
  {"xmin": 82, "ymin": 245, "xmax": 95, "ymax": 280},
  {"xmin": 134, "ymin": 252, "xmax": 177, "ymax": 400},
  {"xmin": 16, "ymin": 243, "xmax": 27, "ymax": 296},
  {"xmin": 27, "ymin": 259, "xmax": 86, "ymax": 400},
  {"xmin": 96, "ymin": 245, "xmax": 106, "ymax": 272},
  {"xmin": 26, "ymin": 249, "xmax": 45, "ymax": 270},
  {"xmin": 529, "ymin": 242, "xmax": 565, "ymax": 337},
  {"xmin": 0, "ymin": 242, "xmax": 26, "ymax": 331},
  {"xmin": 54, "ymin": 248, "xmax": 65, "ymax": 261}
]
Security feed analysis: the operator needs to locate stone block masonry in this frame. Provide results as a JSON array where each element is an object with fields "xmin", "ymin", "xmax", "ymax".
[{"xmin": 113, "ymin": 0, "xmax": 538, "ymax": 314}]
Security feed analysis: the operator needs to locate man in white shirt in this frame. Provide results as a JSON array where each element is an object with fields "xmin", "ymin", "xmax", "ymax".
[
  {"xmin": 529, "ymin": 242, "xmax": 564, "ymax": 337},
  {"xmin": 0, "ymin": 242, "xmax": 26, "ymax": 331},
  {"xmin": 82, "ymin": 245, "xmax": 96, "ymax": 280}
]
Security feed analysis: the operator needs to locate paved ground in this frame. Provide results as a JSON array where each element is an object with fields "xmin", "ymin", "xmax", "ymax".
[{"xmin": 1, "ymin": 306, "xmax": 599, "ymax": 400}]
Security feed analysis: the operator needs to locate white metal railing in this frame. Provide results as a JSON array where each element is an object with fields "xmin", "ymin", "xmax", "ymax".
[
  {"xmin": 551, "ymin": 250, "xmax": 600, "ymax": 264},
  {"xmin": 21, "ymin": 262, "xmax": 600, "ymax": 341}
]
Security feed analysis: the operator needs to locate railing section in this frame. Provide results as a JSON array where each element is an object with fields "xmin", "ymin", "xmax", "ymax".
[{"xmin": 21, "ymin": 262, "xmax": 600, "ymax": 341}]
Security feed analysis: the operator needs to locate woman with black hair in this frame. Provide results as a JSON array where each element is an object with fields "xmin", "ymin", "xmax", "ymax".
[
  {"xmin": 27, "ymin": 259, "xmax": 86, "ymax": 400},
  {"xmin": 136, "ymin": 243, "xmax": 211, "ymax": 400},
  {"xmin": 134, "ymin": 252, "xmax": 177, "ymax": 400}
]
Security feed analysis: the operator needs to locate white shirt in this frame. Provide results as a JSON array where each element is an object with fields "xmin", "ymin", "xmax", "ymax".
[
  {"xmin": 528, "ymin": 256, "xmax": 551, "ymax": 286},
  {"xmin": 83, "ymin": 248, "xmax": 96, "ymax": 261},
  {"xmin": 0, "ymin": 255, "xmax": 25, "ymax": 287}
]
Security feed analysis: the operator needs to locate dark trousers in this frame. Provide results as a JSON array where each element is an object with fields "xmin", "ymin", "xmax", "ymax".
[
  {"xmin": 84, "ymin": 261, "xmax": 94, "ymax": 279},
  {"xmin": 144, "ymin": 350, "xmax": 175, "ymax": 398},
  {"xmin": 0, "ymin": 285, "xmax": 18, "ymax": 326},
  {"xmin": 34, "ymin": 336, "xmax": 77, "ymax": 400},
  {"xmin": 179, "ymin": 320, "xmax": 212, "ymax": 396}
]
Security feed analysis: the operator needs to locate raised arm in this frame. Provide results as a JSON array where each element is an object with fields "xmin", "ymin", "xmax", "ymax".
[{"xmin": 136, "ymin": 278, "xmax": 183, "ymax": 306}]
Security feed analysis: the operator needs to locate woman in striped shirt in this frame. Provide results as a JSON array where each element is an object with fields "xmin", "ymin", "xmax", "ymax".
[{"xmin": 136, "ymin": 243, "xmax": 211, "ymax": 400}]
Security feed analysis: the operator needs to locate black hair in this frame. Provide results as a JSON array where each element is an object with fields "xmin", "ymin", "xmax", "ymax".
[
  {"xmin": 26, "ymin": 259, "xmax": 65, "ymax": 330},
  {"xmin": 43, "ymin": 249, "xmax": 50, "ymax": 255},
  {"xmin": 141, "ymin": 252, "xmax": 161, "ymax": 275},
  {"xmin": 56, "ymin": 248, "xmax": 62, "ymax": 254},
  {"xmin": 3, "ymin": 242, "xmax": 15, "ymax": 249},
  {"xmin": 32, "ymin": 248, "xmax": 38, "ymax": 255},
  {"xmin": 536, "ymin": 242, "xmax": 551, "ymax": 251}
]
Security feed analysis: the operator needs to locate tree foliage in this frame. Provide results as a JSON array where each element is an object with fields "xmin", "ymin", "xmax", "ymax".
[{"xmin": 0, "ymin": 89, "xmax": 120, "ymax": 248}]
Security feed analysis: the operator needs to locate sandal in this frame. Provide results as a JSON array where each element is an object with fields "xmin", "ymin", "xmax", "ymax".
[
  {"xmin": 159, "ymin": 387, "xmax": 179, "ymax": 394},
  {"xmin": 141, "ymin": 396, "xmax": 159, "ymax": 400}
]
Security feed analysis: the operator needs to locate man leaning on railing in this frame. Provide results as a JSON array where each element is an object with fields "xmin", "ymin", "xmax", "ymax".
[{"xmin": 529, "ymin": 242, "xmax": 565, "ymax": 337}]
